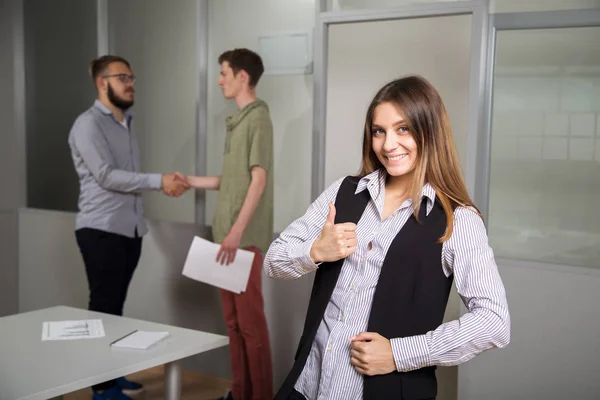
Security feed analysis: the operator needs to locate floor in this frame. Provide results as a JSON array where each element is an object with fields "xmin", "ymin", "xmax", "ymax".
[{"xmin": 64, "ymin": 366, "xmax": 231, "ymax": 400}]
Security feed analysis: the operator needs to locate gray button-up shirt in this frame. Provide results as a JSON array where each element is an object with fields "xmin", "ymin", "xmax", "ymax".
[{"xmin": 68, "ymin": 100, "xmax": 162, "ymax": 238}]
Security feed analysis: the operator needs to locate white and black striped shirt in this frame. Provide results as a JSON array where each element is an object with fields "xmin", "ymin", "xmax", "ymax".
[{"xmin": 264, "ymin": 170, "xmax": 510, "ymax": 400}]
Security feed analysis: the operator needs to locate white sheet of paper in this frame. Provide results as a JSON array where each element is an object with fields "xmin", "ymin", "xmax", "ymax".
[
  {"xmin": 111, "ymin": 330, "xmax": 170, "ymax": 350},
  {"xmin": 41, "ymin": 319, "xmax": 105, "ymax": 341},
  {"xmin": 182, "ymin": 236, "xmax": 255, "ymax": 294}
]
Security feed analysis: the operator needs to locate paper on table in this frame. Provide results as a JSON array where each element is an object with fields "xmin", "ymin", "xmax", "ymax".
[
  {"xmin": 182, "ymin": 236, "xmax": 255, "ymax": 293},
  {"xmin": 42, "ymin": 319, "xmax": 105, "ymax": 341},
  {"xmin": 110, "ymin": 330, "xmax": 170, "ymax": 350}
]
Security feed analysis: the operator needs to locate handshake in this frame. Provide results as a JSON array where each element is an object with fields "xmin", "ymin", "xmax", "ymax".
[{"xmin": 161, "ymin": 172, "xmax": 190, "ymax": 197}]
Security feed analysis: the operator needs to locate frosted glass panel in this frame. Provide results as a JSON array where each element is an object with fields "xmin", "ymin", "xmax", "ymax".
[
  {"xmin": 24, "ymin": 0, "xmax": 97, "ymax": 212},
  {"xmin": 109, "ymin": 0, "xmax": 197, "ymax": 223},
  {"xmin": 491, "ymin": 0, "xmax": 600, "ymax": 13},
  {"xmin": 328, "ymin": 0, "xmax": 600, "ymax": 12},
  {"xmin": 326, "ymin": 0, "xmax": 462, "ymax": 11},
  {"xmin": 325, "ymin": 15, "xmax": 472, "ymax": 186},
  {"xmin": 207, "ymin": 0, "xmax": 315, "ymax": 233},
  {"xmin": 488, "ymin": 27, "xmax": 600, "ymax": 269}
]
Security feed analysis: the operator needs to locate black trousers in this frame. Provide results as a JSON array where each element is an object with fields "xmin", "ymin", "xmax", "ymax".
[{"xmin": 75, "ymin": 227, "xmax": 142, "ymax": 391}]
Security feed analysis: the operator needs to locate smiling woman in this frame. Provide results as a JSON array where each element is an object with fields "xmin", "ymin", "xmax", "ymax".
[
  {"xmin": 264, "ymin": 76, "xmax": 510, "ymax": 400},
  {"xmin": 358, "ymin": 76, "xmax": 476, "ymax": 239}
]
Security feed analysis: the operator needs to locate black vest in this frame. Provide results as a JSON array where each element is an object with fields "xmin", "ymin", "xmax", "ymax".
[{"xmin": 275, "ymin": 177, "xmax": 453, "ymax": 400}]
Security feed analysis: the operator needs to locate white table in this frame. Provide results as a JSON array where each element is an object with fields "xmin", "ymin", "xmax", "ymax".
[{"xmin": 0, "ymin": 306, "xmax": 229, "ymax": 400}]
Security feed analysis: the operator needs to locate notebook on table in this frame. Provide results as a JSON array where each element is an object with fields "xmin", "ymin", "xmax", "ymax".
[{"xmin": 110, "ymin": 330, "xmax": 170, "ymax": 350}]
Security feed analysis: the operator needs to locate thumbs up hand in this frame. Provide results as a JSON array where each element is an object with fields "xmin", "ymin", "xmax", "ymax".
[{"xmin": 309, "ymin": 201, "xmax": 358, "ymax": 263}]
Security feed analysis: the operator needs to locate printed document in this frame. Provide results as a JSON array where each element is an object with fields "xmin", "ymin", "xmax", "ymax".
[
  {"xmin": 42, "ymin": 319, "xmax": 105, "ymax": 341},
  {"xmin": 182, "ymin": 236, "xmax": 254, "ymax": 294}
]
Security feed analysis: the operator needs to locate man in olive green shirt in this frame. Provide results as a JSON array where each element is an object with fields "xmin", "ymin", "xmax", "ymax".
[{"xmin": 186, "ymin": 48, "xmax": 273, "ymax": 400}]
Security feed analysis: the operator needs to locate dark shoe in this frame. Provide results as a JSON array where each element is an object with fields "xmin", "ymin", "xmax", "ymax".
[
  {"xmin": 92, "ymin": 386, "xmax": 132, "ymax": 400},
  {"xmin": 115, "ymin": 376, "xmax": 143, "ymax": 394},
  {"xmin": 217, "ymin": 389, "xmax": 234, "ymax": 400}
]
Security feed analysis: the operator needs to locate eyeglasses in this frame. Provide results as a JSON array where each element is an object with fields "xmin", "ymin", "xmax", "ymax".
[{"xmin": 102, "ymin": 74, "xmax": 136, "ymax": 84}]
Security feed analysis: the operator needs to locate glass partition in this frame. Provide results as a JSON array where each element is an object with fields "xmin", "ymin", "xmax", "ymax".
[
  {"xmin": 326, "ymin": 0, "xmax": 463, "ymax": 11},
  {"xmin": 325, "ymin": 15, "xmax": 472, "ymax": 185},
  {"xmin": 24, "ymin": 0, "xmax": 97, "ymax": 212},
  {"xmin": 492, "ymin": 0, "xmax": 600, "ymax": 13},
  {"xmin": 488, "ymin": 26, "xmax": 600, "ymax": 269}
]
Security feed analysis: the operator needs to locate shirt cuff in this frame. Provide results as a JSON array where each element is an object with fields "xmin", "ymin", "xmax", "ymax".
[
  {"xmin": 147, "ymin": 173, "xmax": 163, "ymax": 190},
  {"xmin": 288, "ymin": 237, "xmax": 321, "ymax": 275},
  {"xmin": 391, "ymin": 334, "xmax": 431, "ymax": 372}
]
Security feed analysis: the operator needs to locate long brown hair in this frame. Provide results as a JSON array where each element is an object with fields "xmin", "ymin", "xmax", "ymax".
[{"xmin": 359, "ymin": 75, "xmax": 479, "ymax": 241}]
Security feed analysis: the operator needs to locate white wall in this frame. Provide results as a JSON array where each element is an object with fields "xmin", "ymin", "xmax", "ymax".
[
  {"xmin": 206, "ymin": 0, "xmax": 315, "ymax": 233},
  {"xmin": 17, "ymin": 209, "xmax": 314, "ymax": 386},
  {"xmin": 109, "ymin": 0, "xmax": 198, "ymax": 223},
  {"xmin": 459, "ymin": 260, "xmax": 600, "ymax": 400},
  {"xmin": 0, "ymin": 0, "xmax": 20, "ymax": 317}
]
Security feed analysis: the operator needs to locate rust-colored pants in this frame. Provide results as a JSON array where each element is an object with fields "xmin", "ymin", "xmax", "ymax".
[{"xmin": 220, "ymin": 247, "xmax": 273, "ymax": 400}]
